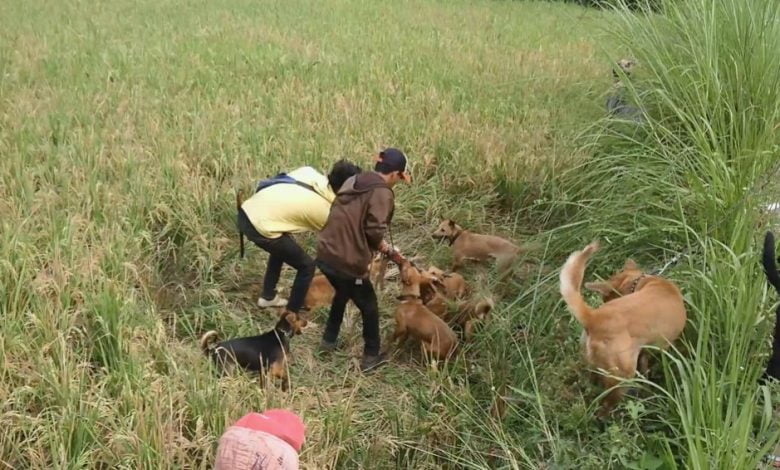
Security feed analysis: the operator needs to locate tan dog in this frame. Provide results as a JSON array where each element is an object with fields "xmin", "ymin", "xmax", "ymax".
[
  {"xmin": 451, "ymin": 297, "xmax": 494, "ymax": 339},
  {"xmin": 420, "ymin": 279, "xmax": 448, "ymax": 318},
  {"xmin": 369, "ymin": 252, "xmax": 390, "ymax": 290},
  {"xmin": 303, "ymin": 273, "xmax": 335, "ymax": 311},
  {"xmin": 425, "ymin": 265, "xmax": 468, "ymax": 299},
  {"xmin": 432, "ymin": 219, "xmax": 529, "ymax": 274},
  {"xmin": 559, "ymin": 241, "xmax": 687, "ymax": 416},
  {"xmin": 388, "ymin": 260, "xmax": 458, "ymax": 360}
]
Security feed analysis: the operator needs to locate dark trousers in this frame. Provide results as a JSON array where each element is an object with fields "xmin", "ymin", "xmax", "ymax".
[
  {"xmin": 237, "ymin": 209, "xmax": 314, "ymax": 313},
  {"xmin": 318, "ymin": 261, "xmax": 380, "ymax": 356}
]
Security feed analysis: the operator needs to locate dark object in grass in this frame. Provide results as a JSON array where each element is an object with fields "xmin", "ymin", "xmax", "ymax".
[
  {"xmin": 605, "ymin": 93, "xmax": 646, "ymax": 124},
  {"xmin": 606, "ymin": 58, "xmax": 646, "ymax": 124},
  {"xmin": 760, "ymin": 231, "xmax": 780, "ymax": 383}
]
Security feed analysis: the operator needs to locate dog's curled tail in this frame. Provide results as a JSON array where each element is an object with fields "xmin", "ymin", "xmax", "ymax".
[
  {"xmin": 559, "ymin": 241, "xmax": 600, "ymax": 327},
  {"xmin": 474, "ymin": 298, "xmax": 494, "ymax": 320},
  {"xmin": 200, "ymin": 330, "xmax": 219, "ymax": 355},
  {"xmin": 763, "ymin": 231, "xmax": 780, "ymax": 293}
]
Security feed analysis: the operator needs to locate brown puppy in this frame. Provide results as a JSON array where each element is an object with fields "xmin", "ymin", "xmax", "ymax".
[
  {"xmin": 451, "ymin": 297, "xmax": 494, "ymax": 340},
  {"xmin": 369, "ymin": 252, "xmax": 390, "ymax": 291},
  {"xmin": 388, "ymin": 260, "xmax": 458, "ymax": 360},
  {"xmin": 420, "ymin": 277, "xmax": 448, "ymax": 318},
  {"xmin": 432, "ymin": 219, "xmax": 530, "ymax": 274},
  {"xmin": 425, "ymin": 265, "xmax": 468, "ymax": 299},
  {"xmin": 303, "ymin": 273, "xmax": 336, "ymax": 311},
  {"xmin": 559, "ymin": 241, "xmax": 687, "ymax": 416}
]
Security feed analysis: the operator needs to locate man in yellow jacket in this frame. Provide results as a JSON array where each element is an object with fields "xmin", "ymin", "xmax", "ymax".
[{"xmin": 238, "ymin": 160, "xmax": 362, "ymax": 314}]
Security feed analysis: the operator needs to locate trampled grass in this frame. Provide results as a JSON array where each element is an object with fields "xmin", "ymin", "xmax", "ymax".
[{"xmin": 1, "ymin": 0, "xmax": 778, "ymax": 468}]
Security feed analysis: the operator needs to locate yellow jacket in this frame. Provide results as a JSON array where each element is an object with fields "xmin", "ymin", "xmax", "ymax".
[{"xmin": 241, "ymin": 167, "xmax": 336, "ymax": 239}]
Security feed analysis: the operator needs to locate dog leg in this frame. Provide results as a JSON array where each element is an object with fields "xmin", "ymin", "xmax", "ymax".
[
  {"xmin": 451, "ymin": 255, "xmax": 464, "ymax": 272},
  {"xmin": 269, "ymin": 361, "xmax": 289, "ymax": 391},
  {"xmin": 496, "ymin": 253, "xmax": 516, "ymax": 281},
  {"xmin": 463, "ymin": 320, "xmax": 475, "ymax": 341},
  {"xmin": 597, "ymin": 350, "xmax": 638, "ymax": 417},
  {"xmin": 597, "ymin": 376, "xmax": 625, "ymax": 418},
  {"xmin": 637, "ymin": 351, "xmax": 650, "ymax": 377},
  {"xmin": 386, "ymin": 319, "xmax": 408, "ymax": 356}
]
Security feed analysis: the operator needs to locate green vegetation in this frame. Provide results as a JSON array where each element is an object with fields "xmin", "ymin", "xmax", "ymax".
[{"xmin": 0, "ymin": 0, "xmax": 777, "ymax": 468}]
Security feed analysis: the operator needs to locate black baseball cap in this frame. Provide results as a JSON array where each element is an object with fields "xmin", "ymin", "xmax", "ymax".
[{"xmin": 375, "ymin": 148, "xmax": 409, "ymax": 175}]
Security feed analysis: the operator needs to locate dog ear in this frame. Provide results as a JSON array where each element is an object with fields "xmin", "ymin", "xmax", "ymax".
[
  {"xmin": 623, "ymin": 259, "xmax": 638, "ymax": 270},
  {"xmin": 585, "ymin": 281, "xmax": 613, "ymax": 296}
]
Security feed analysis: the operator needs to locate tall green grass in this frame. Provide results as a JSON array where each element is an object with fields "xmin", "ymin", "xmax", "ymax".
[
  {"xmin": 2, "ymin": 0, "xmax": 778, "ymax": 467},
  {"xmin": 517, "ymin": 0, "xmax": 780, "ymax": 467},
  {"xmin": 0, "ymin": 0, "xmax": 618, "ymax": 467}
]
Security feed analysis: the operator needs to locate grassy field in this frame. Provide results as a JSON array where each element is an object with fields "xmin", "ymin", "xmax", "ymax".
[{"xmin": 1, "ymin": 0, "xmax": 778, "ymax": 468}]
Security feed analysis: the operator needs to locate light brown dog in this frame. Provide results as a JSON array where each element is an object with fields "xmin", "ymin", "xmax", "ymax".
[
  {"xmin": 432, "ymin": 219, "xmax": 530, "ymax": 274},
  {"xmin": 388, "ymin": 260, "xmax": 458, "ymax": 360},
  {"xmin": 559, "ymin": 241, "xmax": 687, "ymax": 416},
  {"xmin": 420, "ymin": 279, "xmax": 448, "ymax": 318},
  {"xmin": 450, "ymin": 297, "xmax": 494, "ymax": 340},
  {"xmin": 303, "ymin": 273, "xmax": 335, "ymax": 312},
  {"xmin": 369, "ymin": 252, "xmax": 390, "ymax": 290},
  {"xmin": 425, "ymin": 265, "xmax": 468, "ymax": 299}
]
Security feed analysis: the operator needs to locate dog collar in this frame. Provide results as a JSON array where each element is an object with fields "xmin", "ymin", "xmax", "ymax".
[
  {"xmin": 628, "ymin": 274, "xmax": 647, "ymax": 294},
  {"xmin": 448, "ymin": 230, "xmax": 463, "ymax": 246},
  {"xmin": 397, "ymin": 294, "xmax": 421, "ymax": 301}
]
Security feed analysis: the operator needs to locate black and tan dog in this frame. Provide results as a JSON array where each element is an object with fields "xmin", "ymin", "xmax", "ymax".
[
  {"xmin": 762, "ymin": 231, "xmax": 780, "ymax": 382},
  {"xmin": 200, "ymin": 311, "xmax": 307, "ymax": 391}
]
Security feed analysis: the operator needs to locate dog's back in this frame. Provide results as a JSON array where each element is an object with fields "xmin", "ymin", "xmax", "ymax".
[
  {"xmin": 396, "ymin": 301, "xmax": 457, "ymax": 358},
  {"xmin": 201, "ymin": 330, "xmax": 286, "ymax": 374},
  {"xmin": 304, "ymin": 274, "xmax": 335, "ymax": 311},
  {"xmin": 762, "ymin": 231, "xmax": 780, "ymax": 381}
]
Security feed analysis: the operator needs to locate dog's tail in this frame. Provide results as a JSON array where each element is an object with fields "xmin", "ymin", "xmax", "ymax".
[
  {"xmin": 473, "ymin": 297, "xmax": 494, "ymax": 320},
  {"xmin": 763, "ymin": 231, "xmax": 780, "ymax": 294},
  {"xmin": 236, "ymin": 189, "xmax": 245, "ymax": 259},
  {"xmin": 559, "ymin": 241, "xmax": 600, "ymax": 327},
  {"xmin": 200, "ymin": 330, "xmax": 219, "ymax": 355}
]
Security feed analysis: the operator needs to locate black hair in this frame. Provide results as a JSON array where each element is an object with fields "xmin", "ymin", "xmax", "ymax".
[
  {"xmin": 328, "ymin": 160, "xmax": 362, "ymax": 192},
  {"xmin": 374, "ymin": 161, "xmax": 397, "ymax": 174}
]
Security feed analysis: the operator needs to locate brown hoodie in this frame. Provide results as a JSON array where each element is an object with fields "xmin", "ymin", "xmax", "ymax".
[{"xmin": 316, "ymin": 172, "xmax": 394, "ymax": 279}]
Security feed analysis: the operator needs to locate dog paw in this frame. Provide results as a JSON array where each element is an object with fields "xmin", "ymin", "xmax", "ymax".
[{"xmin": 585, "ymin": 240, "xmax": 601, "ymax": 253}]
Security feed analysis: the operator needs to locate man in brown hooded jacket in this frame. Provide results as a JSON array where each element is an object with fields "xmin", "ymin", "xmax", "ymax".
[{"xmin": 316, "ymin": 148, "xmax": 410, "ymax": 372}]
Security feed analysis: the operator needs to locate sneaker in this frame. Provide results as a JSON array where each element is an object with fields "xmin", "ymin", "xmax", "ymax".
[
  {"xmin": 257, "ymin": 295, "xmax": 288, "ymax": 308},
  {"xmin": 360, "ymin": 353, "xmax": 387, "ymax": 373},
  {"xmin": 318, "ymin": 339, "xmax": 338, "ymax": 354}
]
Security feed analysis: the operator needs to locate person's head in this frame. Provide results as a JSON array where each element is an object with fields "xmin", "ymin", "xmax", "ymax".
[
  {"xmin": 374, "ymin": 148, "xmax": 411, "ymax": 188},
  {"xmin": 327, "ymin": 159, "xmax": 362, "ymax": 193}
]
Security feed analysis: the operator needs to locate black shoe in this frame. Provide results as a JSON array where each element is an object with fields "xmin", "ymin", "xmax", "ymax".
[
  {"xmin": 318, "ymin": 339, "xmax": 338, "ymax": 355},
  {"xmin": 360, "ymin": 353, "xmax": 387, "ymax": 373}
]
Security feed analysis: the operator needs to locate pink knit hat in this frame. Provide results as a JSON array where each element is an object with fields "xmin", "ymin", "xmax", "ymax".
[
  {"xmin": 214, "ymin": 410, "xmax": 306, "ymax": 470},
  {"xmin": 233, "ymin": 410, "xmax": 306, "ymax": 452}
]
